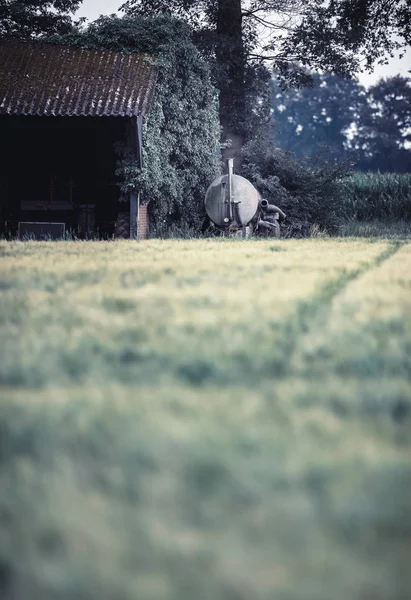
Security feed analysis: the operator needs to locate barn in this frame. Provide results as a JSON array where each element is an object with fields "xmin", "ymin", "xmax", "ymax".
[{"xmin": 0, "ymin": 40, "xmax": 157, "ymax": 239}]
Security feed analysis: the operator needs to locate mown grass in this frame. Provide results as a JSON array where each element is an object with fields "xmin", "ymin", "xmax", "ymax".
[{"xmin": 1, "ymin": 238, "xmax": 411, "ymax": 600}]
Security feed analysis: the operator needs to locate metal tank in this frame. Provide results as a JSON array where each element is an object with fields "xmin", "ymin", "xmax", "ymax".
[
  {"xmin": 204, "ymin": 159, "xmax": 286, "ymax": 237},
  {"xmin": 205, "ymin": 159, "xmax": 260, "ymax": 231}
]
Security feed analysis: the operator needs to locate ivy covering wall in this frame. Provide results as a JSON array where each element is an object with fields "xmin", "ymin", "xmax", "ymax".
[{"xmin": 49, "ymin": 15, "xmax": 221, "ymax": 232}]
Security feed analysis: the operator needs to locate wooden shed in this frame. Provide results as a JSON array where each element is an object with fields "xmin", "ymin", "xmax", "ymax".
[{"xmin": 0, "ymin": 40, "xmax": 157, "ymax": 239}]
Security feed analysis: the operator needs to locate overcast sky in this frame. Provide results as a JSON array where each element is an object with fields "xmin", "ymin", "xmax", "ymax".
[
  {"xmin": 76, "ymin": 0, "xmax": 411, "ymax": 88},
  {"xmin": 76, "ymin": 0, "xmax": 123, "ymax": 21}
]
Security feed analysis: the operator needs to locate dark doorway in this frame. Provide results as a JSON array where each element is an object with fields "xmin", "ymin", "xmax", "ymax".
[{"xmin": 0, "ymin": 115, "xmax": 127, "ymax": 238}]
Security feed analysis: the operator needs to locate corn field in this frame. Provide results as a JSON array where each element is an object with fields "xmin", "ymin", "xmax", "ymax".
[{"xmin": 339, "ymin": 172, "xmax": 411, "ymax": 221}]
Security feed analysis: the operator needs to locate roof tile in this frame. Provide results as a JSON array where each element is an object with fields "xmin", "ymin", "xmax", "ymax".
[{"xmin": 0, "ymin": 41, "xmax": 157, "ymax": 117}]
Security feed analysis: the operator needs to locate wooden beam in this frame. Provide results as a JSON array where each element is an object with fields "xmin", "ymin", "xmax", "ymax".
[
  {"xmin": 135, "ymin": 115, "xmax": 143, "ymax": 240},
  {"xmin": 137, "ymin": 115, "xmax": 143, "ymax": 168},
  {"xmin": 130, "ymin": 191, "xmax": 138, "ymax": 239},
  {"xmin": 126, "ymin": 116, "xmax": 144, "ymax": 239}
]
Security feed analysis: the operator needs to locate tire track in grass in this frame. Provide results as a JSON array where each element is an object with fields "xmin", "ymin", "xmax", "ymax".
[{"xmin": 270, "ymin": 241, "xmax": 405, "ymax": 378}]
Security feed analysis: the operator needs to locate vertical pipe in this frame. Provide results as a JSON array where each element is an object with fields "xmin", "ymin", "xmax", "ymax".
[{"xmin": 227, "ymin": 158, "xmax": 233, "ymax": 222}]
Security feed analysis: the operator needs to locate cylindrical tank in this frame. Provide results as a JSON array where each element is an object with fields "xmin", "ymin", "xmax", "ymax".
[{"xmin": 205, "ymin": 172, "xmax": 260, "ymax": 229}]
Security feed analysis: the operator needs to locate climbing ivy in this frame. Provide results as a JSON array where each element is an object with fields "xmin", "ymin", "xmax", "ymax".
[{"xmin": 49, "ymin": 15, "xmax": 221, "ymax": 231}]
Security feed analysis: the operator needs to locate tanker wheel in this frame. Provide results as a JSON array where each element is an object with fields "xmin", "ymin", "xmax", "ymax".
[
  {"xmin": 233, "ymin": 226, "xmax": 251, "ymax": 239},
  {"xmin": 115, "ymin": 212, "xmax": 130, "ymax": 238},
  {"xmin": 243, "ymin": 225, "xmax": 252, "ymax": 238}
]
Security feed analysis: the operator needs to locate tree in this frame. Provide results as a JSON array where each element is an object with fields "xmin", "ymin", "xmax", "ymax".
[
  {"xmin": 354, "ymin": 76, "xmax": 411, "ymax": 172},
  {"xmin": 286, "ymin": 0, "xmax": 411, "ymax": 76},
  {"xmin": 121, "ymin": 1, "xmax": 306, "ymax": 162},
  {"xmin": 0, "ymin": 0, "xmax": 82, "ymax": 38},
  {"xmin": 272, "ymin": 74, "xmax": 368, "ymax": 160},
  {"xmin": 121, "ymin": 0, "xmax": 411, "ymax": 163},
  {"xmin": 271, "ymin": 73, "xmax": 411, "ymax": 173}
]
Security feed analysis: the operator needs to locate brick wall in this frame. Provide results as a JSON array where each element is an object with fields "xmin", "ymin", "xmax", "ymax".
[{"xmin": 138, "ymin": 204, "xmax": 149, "ymax": 239}]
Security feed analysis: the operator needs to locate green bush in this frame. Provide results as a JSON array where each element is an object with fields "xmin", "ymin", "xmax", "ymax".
[{"xmin": 241, "ymin": 139, "xmax": 350, "ymax": 236}]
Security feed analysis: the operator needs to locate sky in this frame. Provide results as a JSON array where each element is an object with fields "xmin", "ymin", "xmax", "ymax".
[
  {"xmin": 76, "ymin": 0, "xmax": 411, "ymax": 88},
  {"xmin": 76, "ymin": 0, "xmax": 123, "ymax": 21}
]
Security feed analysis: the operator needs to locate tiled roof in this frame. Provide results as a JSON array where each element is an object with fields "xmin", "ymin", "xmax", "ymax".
[{"xmin": 0, "ymin": 40, "xmax": 157, "ymax": 117}]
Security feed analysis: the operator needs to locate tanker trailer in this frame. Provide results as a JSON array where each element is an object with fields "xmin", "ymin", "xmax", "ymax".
[
  {"xmin": 204, "ymin": 159, "xmax": 286, "ymax": 237},
  {"xmin": 204, "ymin": 159, "xmax": 260, "ymax": 237}
]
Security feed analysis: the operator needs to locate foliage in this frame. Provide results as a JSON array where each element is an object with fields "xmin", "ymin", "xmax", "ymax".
[
  {"xmin": 121, "ymin": 0, "xmax": 411, "ymax": 149},
  {"xmin": 242, "ymin": 136, "xmax": 351, "ymax": 236},
  {"xmin": 272, "ymin": 73, "xmax": 411, "ymax": 173},
  {"xmin": 0, "ymin": 0, "xmax": 82, "ymax": 38},
  {"xmin": 123, "ymin": 0, "xmax": 411, "ymax": 77},
  {"xmin": 272, "ymin": 73, "xmax": 366, "ymax": 161},
  {"xmin": 286, "ymin": 0, "xmax": 411, "ymax": 77},
  {"xmin": 122, "ymin": 0, "xmax": 257, "ymax": 141},
  {"xmin": 353, "ymin": 76, "xmax": 411, "ymax": 173},
  {"xmin": 339, "ymin": 172, "xmax": 411, "ymax": 221},
  {"xmin": 50, "ymin": 15, "xmax": 221, "ymax": 230},
  {"xmin": 1, "ymin": 238, "xmax": 411, "ymax": 599}
]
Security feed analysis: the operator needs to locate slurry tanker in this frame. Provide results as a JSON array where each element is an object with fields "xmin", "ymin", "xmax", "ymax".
[{"xmin": 204, "ymin": 159, "xmax": 286, "ymax": 237}]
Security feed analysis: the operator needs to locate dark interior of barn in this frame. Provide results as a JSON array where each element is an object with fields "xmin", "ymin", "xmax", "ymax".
[{"xmin": 0, "ymin": 115, "xmax": 127, "ymax": 238}]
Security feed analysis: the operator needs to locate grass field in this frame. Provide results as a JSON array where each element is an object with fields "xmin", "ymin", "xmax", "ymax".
[{"xmin": 1, "ymin": 237, "xmax": 411, "ymax": 600}]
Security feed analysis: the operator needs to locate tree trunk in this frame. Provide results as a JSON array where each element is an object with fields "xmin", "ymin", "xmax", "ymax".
[{"xmin": 216, "ymin": 0, "xmax": 246, "ymax": 169}]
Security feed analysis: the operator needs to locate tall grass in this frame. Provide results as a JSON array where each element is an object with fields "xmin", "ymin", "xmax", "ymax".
[
  {"xmin": 340, "ymin": 172, "xmax": 411, "ymax": 221},
  {"xmin": 338, "ymin": 218, "xmax": 411, "ymax": 238}
]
